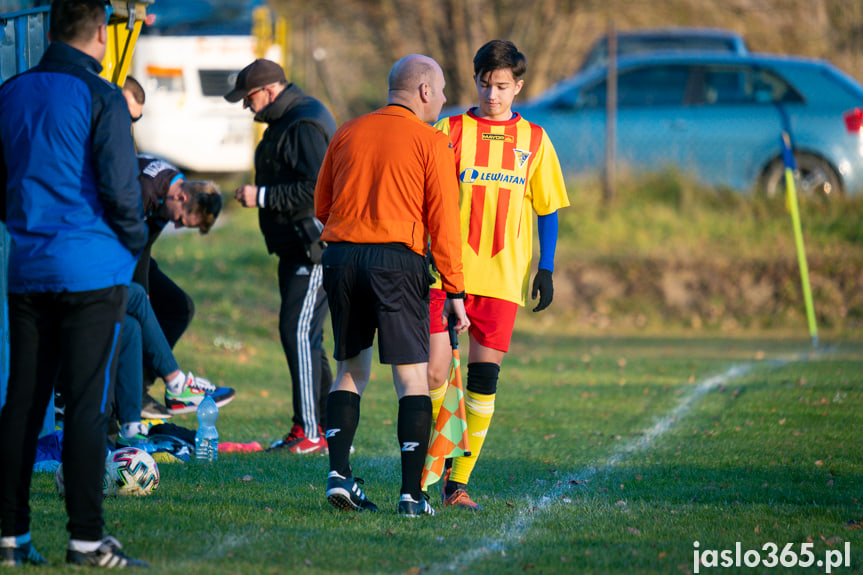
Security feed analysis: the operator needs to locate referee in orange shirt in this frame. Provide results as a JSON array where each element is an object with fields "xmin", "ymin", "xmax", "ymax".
[{"xmin": 314, "ymin": 54, "xmax": 469, "ymax": 517}]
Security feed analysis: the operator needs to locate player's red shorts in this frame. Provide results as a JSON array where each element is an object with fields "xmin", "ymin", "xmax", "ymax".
[{"xmin": 429, "ymin": 288, "xmax": 518, "ymax": 352}]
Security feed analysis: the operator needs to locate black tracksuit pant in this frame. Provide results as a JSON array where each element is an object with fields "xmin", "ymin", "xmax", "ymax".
[
  {"xmin": 0, "ymin": 286, "xmax": 127, "ymax": 542},
  {"xmin": 278, "ymin": 258, "xmax": 332, "ymax": 439}
]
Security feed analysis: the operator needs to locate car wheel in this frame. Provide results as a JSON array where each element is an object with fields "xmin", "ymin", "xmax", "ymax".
[{"xmin": 760, "ymin": 153, "xmax": 842, "ymax": 199}]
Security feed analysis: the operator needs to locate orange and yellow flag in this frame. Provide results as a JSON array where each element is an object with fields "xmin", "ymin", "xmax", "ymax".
[{"xmin": 421, "ymin": 316, "xmax": 471, "ymax": 490}]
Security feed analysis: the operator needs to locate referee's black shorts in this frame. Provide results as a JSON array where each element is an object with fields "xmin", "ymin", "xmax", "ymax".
[{"xmin": 322, "ymin": 242, "xmax": 430, "ymax": 365}]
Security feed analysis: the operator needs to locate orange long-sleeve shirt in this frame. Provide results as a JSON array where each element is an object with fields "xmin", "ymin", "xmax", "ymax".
[{"xmin": 315, "ymin": 105, "xmax": 465, "ymax": 294}]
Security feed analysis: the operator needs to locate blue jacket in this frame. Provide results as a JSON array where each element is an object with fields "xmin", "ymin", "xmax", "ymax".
[{"xmin": 0, "ymin": 42, "xmax": 147, "ymax": 293}]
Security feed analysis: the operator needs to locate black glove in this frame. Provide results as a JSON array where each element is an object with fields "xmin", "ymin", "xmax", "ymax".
[{"xmin": 531, "ymin": 269, "xmax": 553, "ymax": 312}]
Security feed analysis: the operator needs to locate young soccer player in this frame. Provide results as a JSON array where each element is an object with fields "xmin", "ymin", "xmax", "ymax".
[{"xmin": 428, "ymin": 40, "xmax": 570, "ymax": 509}]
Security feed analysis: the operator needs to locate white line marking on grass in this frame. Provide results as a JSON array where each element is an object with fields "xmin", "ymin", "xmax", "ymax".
[{"xmin": 428, "ymin": 353, "xmax": 813, "ymax": 573}]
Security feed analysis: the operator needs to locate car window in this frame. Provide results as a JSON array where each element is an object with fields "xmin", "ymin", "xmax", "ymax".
[
  {"xmin": 548, "ymin": 62, "xmax": 803, "ymax": 110},
  {"xmin": 749, "ymin": 68, "xmax": 804, "ymax": 103},
  {"xmin": 701, "ymin": 65, "xmax": 804, "ymax": 105},
  {"xmin": 703, "ymin": 67, "xmax": 746, "ymax": 103},
  {"xmin": 625, "ymin": 65, "xmax": 691, "ymax": 106},
  {"xmin": 564, "ymin": 65, "xmax": 690, "ymax": 109}
]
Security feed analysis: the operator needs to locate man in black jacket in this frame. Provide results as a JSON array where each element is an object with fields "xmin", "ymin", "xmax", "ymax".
[{"xmin": 226, "ymin": 59, "xmax": 336, "ymax": 454}]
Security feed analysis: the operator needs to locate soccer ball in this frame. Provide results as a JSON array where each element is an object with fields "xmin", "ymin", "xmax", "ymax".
[
  {"xmin": 106, "ymin": 447, "xmax": 160, "ymax": 496},
  {"xmin": 55, "ymin": 457, "xmax": 116, "ymax": 498}
]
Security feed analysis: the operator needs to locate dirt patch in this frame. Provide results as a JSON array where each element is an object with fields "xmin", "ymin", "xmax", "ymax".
[{"xmin": 556, "ymin": 255, "xmax": 863, "ymax": 331}]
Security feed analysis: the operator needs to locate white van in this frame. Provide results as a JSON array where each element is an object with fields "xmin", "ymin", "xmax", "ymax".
[{"xmin": 130, "ymin": 0, "xmax": 281, "ymax": 173}]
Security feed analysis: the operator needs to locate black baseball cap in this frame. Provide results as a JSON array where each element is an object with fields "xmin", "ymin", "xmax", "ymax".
[{"xmin": 224, "ymin": 59, "xmax": 286, "ymax": 103}]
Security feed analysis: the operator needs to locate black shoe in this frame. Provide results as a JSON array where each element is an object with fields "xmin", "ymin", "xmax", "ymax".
[
  {"xmin": 141, "ymin": 394, "xmax": 172, "ymax": 420},
  {"xmin": 325, "ymin": 471, "xmax": 378, "ymax": 511},
  {"xmin": 398, "ymin": 493, "xmax": 436, "ymax": 517},
  {"xmin": 0, "ymin": 541, "xmax": 47, "ymax": 566},
  {"xmin": 66, "ymin": 536, "xmax": 148, "ymax": 568}
]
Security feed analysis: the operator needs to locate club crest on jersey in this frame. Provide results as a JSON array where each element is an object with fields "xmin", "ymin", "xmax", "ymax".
[
  {"xmin": 513, "ymin": 148, "xmax": 531, "ymax": 169},
  {"xmin": 482, "ymin": 132, "xmax": 515, "ymax": 144}
]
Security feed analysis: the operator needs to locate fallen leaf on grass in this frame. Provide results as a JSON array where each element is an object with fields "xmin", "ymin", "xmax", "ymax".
[{"xmin": 821, "ymin": 534, "xmax": 843, "ymax": 546}]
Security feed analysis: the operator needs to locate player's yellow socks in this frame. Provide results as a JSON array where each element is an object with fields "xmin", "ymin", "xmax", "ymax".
[
  {"xmin": 430, "ymin": 383, "xmax": 448, "ymax": 424},
  {"xmin": 449, "ymin": 390, "xmax": 495, "ymax": 485}
]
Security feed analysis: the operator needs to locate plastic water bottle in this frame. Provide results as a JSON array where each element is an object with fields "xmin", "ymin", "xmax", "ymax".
[{"xmin": 195, "ymin": 394, "xmax": 219, "ymax": 461}]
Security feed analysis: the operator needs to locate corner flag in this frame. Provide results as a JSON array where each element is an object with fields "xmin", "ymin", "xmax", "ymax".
[
  {"xmin": 781, "ymin": 132, "xmax": 818, "ymax": 348},
  {"xmin": 421, "ymin": 314, "xmax": 471, "ymax": 490}
]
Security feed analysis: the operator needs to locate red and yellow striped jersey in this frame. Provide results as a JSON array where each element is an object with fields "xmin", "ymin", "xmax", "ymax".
[{"xmin": 432, "ymin": 109, "xmax": 569, "ymax": 306}]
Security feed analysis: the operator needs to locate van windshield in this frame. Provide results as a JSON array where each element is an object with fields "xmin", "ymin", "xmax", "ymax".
[{"xmin": 142, "ymin": 0, "xmax": 265, "ymax": 36}]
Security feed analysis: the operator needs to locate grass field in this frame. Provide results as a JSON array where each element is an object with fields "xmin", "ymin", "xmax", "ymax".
[{"xmin": 24, "ymin": 203, "xmax": 863, "ymax": 574}]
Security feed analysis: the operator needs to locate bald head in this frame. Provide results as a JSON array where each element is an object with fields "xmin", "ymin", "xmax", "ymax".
[
  {"xmin": 387, "ymin": 54, "xmax": 447, "ymax": 123},
  {"xmin": 388, "ymin": 54, "xmax": 438, "ymax": 92}
]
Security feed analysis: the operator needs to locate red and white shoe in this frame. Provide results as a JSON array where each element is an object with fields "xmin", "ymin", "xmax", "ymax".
[{"xmin": 267, "ymin": 425, "xmax": 327, "ymax": 454}]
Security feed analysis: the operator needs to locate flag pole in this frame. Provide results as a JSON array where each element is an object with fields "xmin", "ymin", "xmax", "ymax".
[
  {"xmin": 781, "ymin": 131, "xmax": 818, "ymax": 348},
  {"xmin": 421, "ymin": 314, "xmax": 471, "ymax": 490}
]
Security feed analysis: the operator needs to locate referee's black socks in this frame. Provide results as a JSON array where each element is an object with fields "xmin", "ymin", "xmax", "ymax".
[
  {"xmin": 325, "ymin": 390, "xmax": 360, "ymax": 478},
  {"xmin": 398, "ymin": 395, "xmax": 432, "ymax": 500}
]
